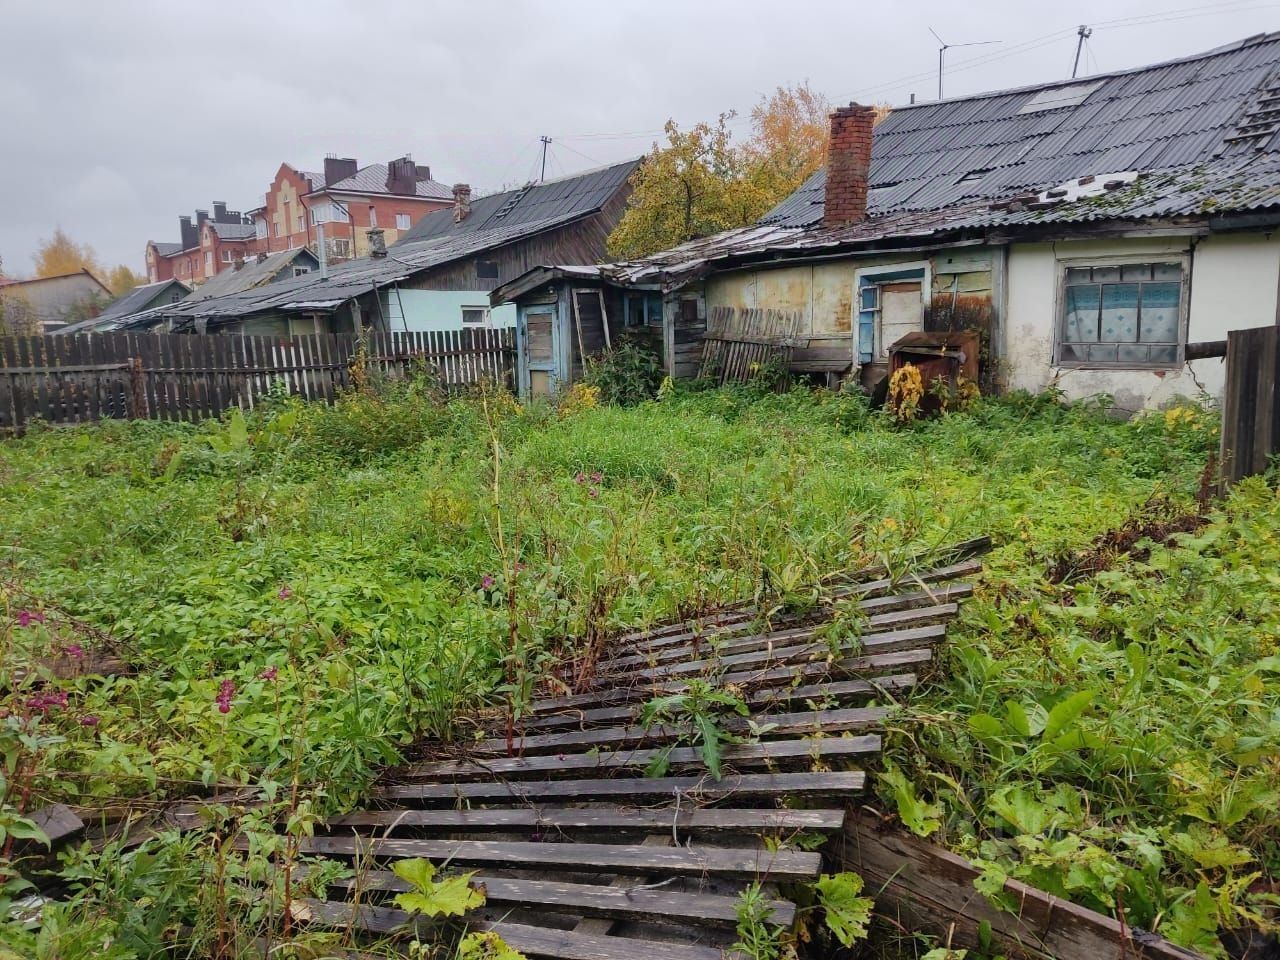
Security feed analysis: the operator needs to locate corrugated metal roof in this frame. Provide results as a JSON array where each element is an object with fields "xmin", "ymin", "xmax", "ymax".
[
  {"xmin": 184, "ymin": 248, "xmax": 320, "ymax": 303},
  {"xmin": 89, "ymin": 279, "xmax": 190, "ymax": 326},
  {"xmin": 761, "ymin": 31, "xmax": 1280, "ymax": 228},
  {"xmin": 398, "ymin": 158, "xmax": 641, "ymax": 245}
]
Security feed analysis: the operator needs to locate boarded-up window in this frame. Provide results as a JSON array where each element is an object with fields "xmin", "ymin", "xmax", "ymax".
[{"xmin": 527, "ymin": 315, "xmax": 553, "ymax": 362}]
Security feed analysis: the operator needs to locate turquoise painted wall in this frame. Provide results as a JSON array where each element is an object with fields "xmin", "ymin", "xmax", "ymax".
[{"xmin": 382, "ymin": 289, "xmax": 516, "ymax": 332}]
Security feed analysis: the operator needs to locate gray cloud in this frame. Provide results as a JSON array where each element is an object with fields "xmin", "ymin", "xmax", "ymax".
[{"xmin": 1, "ymin": 0, "xmax": 1275, "ymax": 274}]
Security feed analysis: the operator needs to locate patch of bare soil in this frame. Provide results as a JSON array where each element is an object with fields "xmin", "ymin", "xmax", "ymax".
[{"xmin": 1047, "ymin": 494, "xmax": 1207, "ymax": 584}]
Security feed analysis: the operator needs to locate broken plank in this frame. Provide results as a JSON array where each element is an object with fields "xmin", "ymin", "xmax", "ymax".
[
  {"xmin": 605, "ymin": 611, "xmax": 949, "ymax": 672},
  {"xmin": 324, "ymin": 869, "xmax": 796, "ymax": 928},
  {"xmin": 472, "ymin": 707, "xmax": 888, "ymax": 757},
  {"xmin": 375, "ymin": 770, "xmax": 867, "ymax": 805},
  {"xmin": 619, "ymin": 581, "xmax": 973, "ymax": 655},
  {"xmin": 300, "ymin": 898, "xmax": 742, "ymax": 960},
  {"xmin": 290, "ymin": 836, "xmax": 823, "ymax": 881},
  {"xmin": 608, "ymin": 624, "xmax": 946, "ymax": 684},
  {"xmin": 531, "ymin": 647, "xmax": 933, "ymax": 716},
  {"xmin": 326, "ymin": 806, "xmax": 847, "ymax": 835},
  {"xmin": 401, "ymin": 734, "xmax": 880, "ymax": 782}
]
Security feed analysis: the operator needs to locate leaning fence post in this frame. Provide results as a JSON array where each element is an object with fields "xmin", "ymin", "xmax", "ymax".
[{"xmin": 127, "ymin": 356, "xmax": 147, "ymax": 420}]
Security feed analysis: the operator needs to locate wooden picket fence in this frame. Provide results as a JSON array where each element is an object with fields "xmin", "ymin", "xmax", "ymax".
[
  {"xmin": 698, "ymin": 306, "xmax": 804, "ymax": 385},
  {"xmin": 0, "ymin": 328, "xmax": 514, "ymax": 432}
]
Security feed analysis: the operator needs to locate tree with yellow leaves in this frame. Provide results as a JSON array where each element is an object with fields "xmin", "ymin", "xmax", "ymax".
[
  {"xmin": 33, "ymin": 227, "xmax": 102, "ymax": 280},
  {"xmin": 607, "ymin": 84, "xmax": 893, "ymax": 261},
  {"xmin": 105, "ymin": 264, "xmax": 146, "ymax": 297},
  {"xmin": 606, "ymin": 114, "xmax": 772, "ymax": 261}
]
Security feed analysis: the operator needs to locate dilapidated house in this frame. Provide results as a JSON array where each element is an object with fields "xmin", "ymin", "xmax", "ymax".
[
  {"xmin": 135, "ymin": 160, "xmax": 639, "ymax": 337},
  {"xmin": 495, "ymin": 32, "xmax": 1280, "ymax": 411}
]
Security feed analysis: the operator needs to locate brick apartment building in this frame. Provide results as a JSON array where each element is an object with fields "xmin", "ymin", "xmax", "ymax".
[
  {"xmin": 145, "ymin": 202, "xmax": 256, "ymax": 284},
  {"xmin": 144, "ymin": 154, "xmax": 453, "ymax": 285},
  {"xmin": 250, "ymin": 155, "xmax": 453, "ymax": 262}
]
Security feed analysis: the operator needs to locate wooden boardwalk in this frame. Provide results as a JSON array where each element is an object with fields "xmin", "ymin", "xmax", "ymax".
[{"xmin": 285, "ymin": 542, "xmax": 987, "ymax": 958}]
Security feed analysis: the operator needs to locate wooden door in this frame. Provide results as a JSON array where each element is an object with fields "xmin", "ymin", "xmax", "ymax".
[
  {"xmin": 878, "ymin": 281, "xmax": 924, "ymax": 359},
  {"xmin": 520, "ymin": 306, "xmax": 558, "ymax": 398}
]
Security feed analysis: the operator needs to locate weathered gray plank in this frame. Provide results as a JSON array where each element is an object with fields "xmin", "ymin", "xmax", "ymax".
[
  {"xmin": 289, "ymin": 836, "xmax": 822, "ymax": 881},
  {"xmin": 376, "ymin": 770, "xmax": 866, "ymax": 805},
  {"xmin": 326, "ymin": 806, "xmax": 846, "ymax": 835},
  {"xmin": 402, "ymin": 734, "xmax": 879, "ymax": 782}
]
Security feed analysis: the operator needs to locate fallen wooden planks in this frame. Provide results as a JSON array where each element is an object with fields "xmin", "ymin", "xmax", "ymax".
[
  {"xmin": 470, "ymin": 706, "xmax": 889, "ymax": 758},
  {"xmin": 375, "ymin": 770, "xmax": 867, "ymax": 805},
  {"xmin": 290, "ymin": 836, "xmax": 823, "ymax": 881},
  {"xmin": 527, "ymin": 647, "xmax": 934, "ymax": 716},
  {"xmin": 326, "ymin": 869, "xmax": 798, "ymax": 927},
  {"xmin": 401, "ymin": 734, "xmax": 880, "ymax": 782},
  {"xmin": 604, "ymin": 609, "xmax": 950, "ymax": 673},
  {"xmin": 518, "ymin": 671, "xmax": 917, "ymax": 733},
  {"xmin": 327, "ymin": 806, "xmax": 847, "ymax": 836}
]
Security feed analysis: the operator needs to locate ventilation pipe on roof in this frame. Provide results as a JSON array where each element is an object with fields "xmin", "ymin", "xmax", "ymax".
[
  {"xmin": 823, "ymin": 103, "xmax": 876, "ymax": 228},
  {"xmin": 317, "ymin": 223, "xmax": 329, "ymax": 280}
]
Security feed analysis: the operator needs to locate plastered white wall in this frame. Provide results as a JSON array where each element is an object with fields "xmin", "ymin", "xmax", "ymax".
[{"xmin": 1004, "ymin": 233, "xmax": 1280, "ymax": 411}]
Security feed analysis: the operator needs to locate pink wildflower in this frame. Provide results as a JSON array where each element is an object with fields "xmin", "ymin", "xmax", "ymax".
[
  {"xmin": 574, "ymin": 472, "xmax": 587, "ymax": 484},
  {"xmin": 588, "ymin": 487, "xmax": 598, "ymax": 499},
  {"xmin": 25, "ymin": 689, "xmax": 68, "ymax": 714},
  {"xmin": 15, "ymin": 610, "xmax": 45, "ymax": 628},
  {"xmin": 65, "ymin": 644, "xmax": 84, "ymax": 659},
  {"xmin": 277, "ymin": 586, "xmax": 293, "ymax": 600},
  {"xmin": 260, "ymin": 666, "xmax": 278, "ymax": 681},
  {"xmin": 215, "ymin": 678, "xmax": 236, "ymax": 714},
  {"xmin": 80, "ymin": 715, "xmax": 99, "ymax": 727},
  {"xmin": 590, "ymin": 471, "xmax": 603, "ymax": 483},
  {"xmin": 481, "ymin": 575, "xmax": 495, "ymax": 589}
]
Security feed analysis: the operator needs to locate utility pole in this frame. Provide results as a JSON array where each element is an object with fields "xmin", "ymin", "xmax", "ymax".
[
  {"xmin": 539, "ymin": 136, "xmax": 552, "ymax": 182},
  {"xmin": 1073, "ymin": 25, "xmax": 1093, "ymax": 79},
  {"xmin": 929, "ymin": 28, "xmax": 1000, "ymax": 100}
]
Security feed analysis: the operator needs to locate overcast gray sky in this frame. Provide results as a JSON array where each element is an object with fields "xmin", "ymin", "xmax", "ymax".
[{"xmin": 2, "ymin": 0, "xmax": 1277, "ymax": 276}]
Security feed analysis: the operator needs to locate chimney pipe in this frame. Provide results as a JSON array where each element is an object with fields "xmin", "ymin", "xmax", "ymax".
[
  {"xmin": 453, "ymin": 183, "xmax": 472, "ymax": 223},
  {"xmin": 367, "ymin": 227, "xmax": 387, "ymax": 258},
  {"xmin": 823, "ymin": 103, "xmax": 876, "ymax": 229}
]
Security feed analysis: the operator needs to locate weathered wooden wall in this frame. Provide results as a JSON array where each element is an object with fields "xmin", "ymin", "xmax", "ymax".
[
  {"xmin": 0, "ymin": 329, "xmax": 513, "ymax": 432},
  {"xmin": 1220, "ymin": 324, "xmax": 1280, "ymax": 487}
]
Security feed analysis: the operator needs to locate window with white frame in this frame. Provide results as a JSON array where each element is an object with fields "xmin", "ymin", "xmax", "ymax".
[
  {"xmin": 293, "ymin": 266, "xmax": 311, "ymax": 277},
  {"xmin": 395, "ymin": 213, "xmax": 411, "ymax": 231},
  {"xmin": 310, "ymin": 201, "xmax": 349, "ymax": 224},
  {"xmin": 255, "ymin": 219, "xmax": 267, "ymax": 239},
  {"xmin": 329, "ymin": 238, "xmax": 351, "ymax": 260},
  {"xmin": 1057, "ymin": 260, "xmax": 1186, "ymax": 367},
  {"xmin": 368, "ymin": 207, "xmax": 377, "ymax": 227},
  {"xmin": 204, "ymin": 251, "xmax": 214, "ymax": 274},
  {"xmin": 461, "ymin": 306, "xmax": 489, "ymax": 327},
  {"xmin": 295, "ymin": 213, "xmax": 305, "ymax": 232},
  {"xmin": 221, "ymin": 249, "xmax": 234, "ymax": 262}
]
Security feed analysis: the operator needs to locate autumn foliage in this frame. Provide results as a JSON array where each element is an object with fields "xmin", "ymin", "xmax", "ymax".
[{"xmin": 607, "ymin": 83, "xmax": 890, "ymax": 260}]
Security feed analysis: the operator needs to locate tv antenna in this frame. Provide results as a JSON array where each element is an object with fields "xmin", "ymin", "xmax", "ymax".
[
  {"xmin": 1073, "ymin": 25, "xmax": 1094, "ymax": 78},
  {"xmin": 929, "ymin": 27, "xmax": 1000, "ymax": 100}
]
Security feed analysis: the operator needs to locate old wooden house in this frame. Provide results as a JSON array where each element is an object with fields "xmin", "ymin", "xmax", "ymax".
[
  {"xmin": 135, "ymin": 160, "xmax": 639, "ymax": 338},
  {"xmin": 495, "ymin": 32, "xmax": 1280, "ymax": 411}
]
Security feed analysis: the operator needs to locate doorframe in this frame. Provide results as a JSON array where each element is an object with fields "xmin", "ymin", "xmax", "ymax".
[
  {"xmin": 518, "ymin": 303, "xmax": 559, "ymax": 397},
  {"xmin": 852, "ymin": 261, "xmax": 932, "ymax": 367}
]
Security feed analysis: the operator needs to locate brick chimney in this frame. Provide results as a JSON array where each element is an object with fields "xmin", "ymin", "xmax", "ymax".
[
  {"xmin": 453, "ymin": 183, "xmax": 472, "ymax": 223},
  {"xmin": 179, "ymin": 215, "xmax": 198, "ymax": 250},
  {"xmin": 324, "ymin": 155, "xmax": 358, "ymax": 185},
  {"xmin": 823, "ymin": 103, "xmax": 876, "ymax": 228},
  {"xmin": 367, "ymin": 228, "xmax": 387, "ymax": 258}
]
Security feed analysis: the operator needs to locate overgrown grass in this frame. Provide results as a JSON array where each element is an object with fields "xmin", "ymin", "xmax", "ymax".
[{"xmin": 3, "ymin": 378, "xmax": 1266, "ymax": 957}]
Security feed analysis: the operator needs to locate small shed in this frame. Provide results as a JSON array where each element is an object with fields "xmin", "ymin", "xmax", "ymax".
[{"xmin": 492, "ymin": 267, "xmax": 697, "ymax": 397}]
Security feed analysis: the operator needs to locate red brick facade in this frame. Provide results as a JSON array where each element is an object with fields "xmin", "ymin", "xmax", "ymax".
[{"xmin": 824, "ymin": 104, "xmax": 875, "ymax": 228}]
